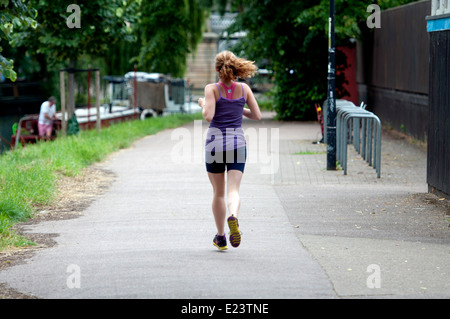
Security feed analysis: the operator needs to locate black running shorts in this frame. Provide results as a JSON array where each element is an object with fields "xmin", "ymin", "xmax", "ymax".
[{"xmin": 205, "ymin": 147, "xmax": 247, "ymax": 173}]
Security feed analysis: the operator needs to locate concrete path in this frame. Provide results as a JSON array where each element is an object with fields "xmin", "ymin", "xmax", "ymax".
[{"xmin": 0, "ymin": 112, "xmax": 449, "ymax": 299}]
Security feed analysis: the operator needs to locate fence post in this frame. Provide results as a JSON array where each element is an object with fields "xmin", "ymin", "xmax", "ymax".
[
  {"xmin": 96, "ymin": 70, "xmax": 101, "ymax": 132},
  {"xmin": 60, "ymin": 70, "xmax": 67, "ymax": 137}
]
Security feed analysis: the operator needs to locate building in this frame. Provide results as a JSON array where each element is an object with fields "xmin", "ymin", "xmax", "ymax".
[{"xmin": 185, "ymin": 12, "xmax": 243, "ymax": 91}]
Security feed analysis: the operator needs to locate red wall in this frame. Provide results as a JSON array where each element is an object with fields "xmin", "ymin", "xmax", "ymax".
[{"xmin": 337, "ymin": 45, "xmax": 358, "ymax": 105}]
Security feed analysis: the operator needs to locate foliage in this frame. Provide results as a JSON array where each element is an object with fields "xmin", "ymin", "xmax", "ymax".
[
  {"xmin": 228, "ymin": 0, "xmax": 325, "ymax": 120},
  {"xmin": 11, "ymin": 0, "xmax": 137, "ymax": 66},
  {"xmin": 135, "ymin": 0, "xmax": 208, "ymax": 77},
  {"xmin": 226, "ymin": 0, "xmax": 420, "ymax": 120},
  {"xmin": 296, "ymin": 0, "xmax": 420, "ymax": 44},
  {"xmin": 0, "ymin": 0, "xmax": 37, "ymax": 81},
  {"xmin": 4, "ymin": 0, "xmax": 208, "ymax": 95}
]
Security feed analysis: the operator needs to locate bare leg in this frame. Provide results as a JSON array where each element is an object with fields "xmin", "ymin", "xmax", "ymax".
[
  {"xmin": 207, "ymin": 172, "xmax": 226, "ymax": 236},
  {"xmin": 227, "ymin": 170, "xmax": 243, "ymax": 217}
]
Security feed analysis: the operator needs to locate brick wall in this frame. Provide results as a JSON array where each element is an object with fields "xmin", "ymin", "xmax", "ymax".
[{"xmin": 186, "ymin": 32, "xmax": 219, "ymax": 91}]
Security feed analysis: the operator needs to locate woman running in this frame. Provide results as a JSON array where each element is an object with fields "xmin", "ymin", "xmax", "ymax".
[{"xmin": 198, "ymin": 50, "xmax": 261, "ymax": 250}]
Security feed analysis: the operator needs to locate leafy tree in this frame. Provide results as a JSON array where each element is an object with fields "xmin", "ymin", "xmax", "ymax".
[
  {"xmin": 13, "ymin": 0, "xmax": 136, "ymax": 66},
  {"xmin": 225, "ymin": 0, "xmax": 420, "ymax": 120},
  {"xmin": 0, "ymin": 0, "xmax": 37, "ymax": 81},
  {"xmin": 135, "ymin": 0, "xmax": 208, "ymax": 77},
  {"xmin": 8, "ymin": 0, "xmax": 208, "ymax": 101},
  {"xmin": 228, "ymin": 0, "xmax": 323, "ymax": 120},
  {"xmin": 11, "ymin": 0, "xmax": 137, "ymax": 115},
  {"xmin": 296, "ymin": 0, "xmax": 420, "ymax": 44}
]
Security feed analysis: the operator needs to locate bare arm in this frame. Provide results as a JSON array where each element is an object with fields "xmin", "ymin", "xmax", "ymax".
[
  {"xmin": 243, "ymin": 84, "xmax": 261, "ymax": 121},
  {"xmin": 44, "ymin": 113, "xmax": 58, "ymax": 120},
  {"xmin": 198, "ymin": 85, "xmax": 216, "ymax": 122}
]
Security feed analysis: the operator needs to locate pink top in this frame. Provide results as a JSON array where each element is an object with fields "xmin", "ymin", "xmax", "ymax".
[{"xmin": 218, "ymin": 82, "xmax": 237, "ymax": 99}]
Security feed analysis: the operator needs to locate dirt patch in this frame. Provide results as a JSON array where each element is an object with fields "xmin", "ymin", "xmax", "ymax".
[
  {"xmin": 0, "ymin": 163, "xmax": 116, "ymax": 299},
  {"xmin": 382, "ymin": 126, "xmax": 427, "ymax": 152},
  {"xmin": 30, "ymin": 165, "xmax": 116, "ymax": 224},
  {"xmin": 0, "ymin": 283, "xmax": 39, "ymax": 299}
]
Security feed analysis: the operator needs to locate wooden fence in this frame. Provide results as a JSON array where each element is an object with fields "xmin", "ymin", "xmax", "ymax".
[{"xmin": 357, "ymin": 0, "xmax": 430, "ymax": 140}]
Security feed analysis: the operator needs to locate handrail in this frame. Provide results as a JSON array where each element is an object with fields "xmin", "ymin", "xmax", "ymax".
[
  {"xmin": 335, "ymin": 104, "xmax": 382, "ymax": 178},
  {"xmin": 341, "ymin": 112, "xmax": 381, "ymax": 178}
]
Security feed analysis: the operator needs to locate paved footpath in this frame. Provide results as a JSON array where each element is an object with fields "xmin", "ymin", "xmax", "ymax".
[{"xmin": 0, "ymin": 112, "xmax": 449, "ymax": 299}]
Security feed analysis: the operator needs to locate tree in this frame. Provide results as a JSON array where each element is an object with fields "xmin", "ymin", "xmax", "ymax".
[
  {"xmin": 12, "ymin": 0, "xmax": 137, "ymax": 115},
  {"xmin": 13, "ymin": 0, "xmax": 136, "ymax": 65},
  {"xmin": 228, "ymin": 0, "xmax": 323, "ymax": 120},
  {"xmin": 225, "ymin": 0, "xmax": 420, "ymax": 120},
  {"xmin": 0, "ymin": 0, "xmax": 37, "ymax": 81},
  {"xmin": 296, "ymin": 0, "xmax": 419, "ymax": 44},
  {"xmin": 9, "ymin": 0, "xmax": 208, "ymax": 105},
  {"xmin": 135, "ymin": 0, "xmax": 207, "ymax": 77}
]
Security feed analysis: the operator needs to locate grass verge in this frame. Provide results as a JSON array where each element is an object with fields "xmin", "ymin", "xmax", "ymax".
[{"xmin": 0, "ymin": 112, "xmax": 202, "ymax": 250}]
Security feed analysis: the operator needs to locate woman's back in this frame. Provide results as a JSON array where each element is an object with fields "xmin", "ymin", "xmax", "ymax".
[
  {"xmin": 209, "ymin": 82, "xmax": 246, "ymax": 130},
  {"xmin": 206, "ymin": 82, "xmax": 247, "ymax": 152}
]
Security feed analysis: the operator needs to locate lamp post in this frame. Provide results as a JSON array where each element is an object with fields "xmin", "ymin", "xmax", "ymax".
[{"xmin": 327, "ymin": 0, "xmax": 337, "ymax": 170}]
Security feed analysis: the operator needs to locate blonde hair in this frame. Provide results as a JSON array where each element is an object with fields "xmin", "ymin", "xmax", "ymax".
[{"xmin": 215, "ymin": 51, "xmax": 257, "ymax": 82}]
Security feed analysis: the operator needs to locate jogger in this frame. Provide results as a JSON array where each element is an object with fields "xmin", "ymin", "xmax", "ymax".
[{"xmin": 198, "ymin": 50, "xmax": 261, "ymax": 250}]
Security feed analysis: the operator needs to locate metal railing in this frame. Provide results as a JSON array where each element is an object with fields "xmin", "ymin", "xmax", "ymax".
[{"xmin": 323, "ymin": 100, "xmax": 382, "ymax": 178}]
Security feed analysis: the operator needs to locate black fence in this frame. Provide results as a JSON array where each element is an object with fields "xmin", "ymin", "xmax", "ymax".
[{"xmin": 427, "ymin": 26, "xmax": 450, "ymax": 197}]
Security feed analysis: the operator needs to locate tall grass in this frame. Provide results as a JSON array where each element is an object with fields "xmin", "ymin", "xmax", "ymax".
[{"xmin": 0, "ymin": 113, "xmax": 202, "ymax": 249}]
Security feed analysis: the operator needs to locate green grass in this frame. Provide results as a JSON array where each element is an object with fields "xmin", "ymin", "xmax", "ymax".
[
  {"xmin": 258, "ymin": 99, "xmax": 275, "ymax": 111},
  {"xmin": 0, "ymin": 214, "xmax": 36, "ymax": 249},
  {"xmin": 0, "ymin": 112, "xmax": 202, "ymax": 250},
  {"xmin": 293, "ymin": 151, "xmax": 326, "ymax": 155}
]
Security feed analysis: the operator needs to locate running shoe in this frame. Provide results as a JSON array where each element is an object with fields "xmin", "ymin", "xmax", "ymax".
[
  {"xmin": 213, "ymin": 234, "xmax": 228, "ymax": 250},
  {"xmin": 227, "ymin": 215, "xmax": 241, "ymax": 248}
]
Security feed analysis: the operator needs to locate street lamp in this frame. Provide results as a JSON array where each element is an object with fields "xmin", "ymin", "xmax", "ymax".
[{"xmin": 327, "ymin": 0, "xmax": 337, "ymax": 170}]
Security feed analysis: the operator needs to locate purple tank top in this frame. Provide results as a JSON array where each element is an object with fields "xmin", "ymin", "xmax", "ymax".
[{"xmin": 205, "ymin": 83, "xmax": 246, "ymax": 152}]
